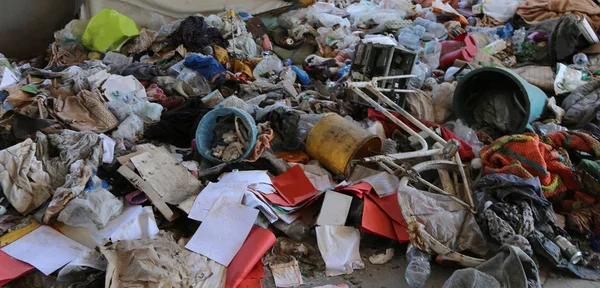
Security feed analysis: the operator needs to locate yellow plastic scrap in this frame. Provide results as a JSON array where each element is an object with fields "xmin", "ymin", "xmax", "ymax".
[{"xmin": 82, "ymin": 9, "xmax": 140, "ymax": 52}]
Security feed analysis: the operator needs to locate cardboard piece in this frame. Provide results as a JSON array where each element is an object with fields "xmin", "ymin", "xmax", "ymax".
[{"xmin": 130, "ymin": 147, "xmax": 203, "ymax": 205}]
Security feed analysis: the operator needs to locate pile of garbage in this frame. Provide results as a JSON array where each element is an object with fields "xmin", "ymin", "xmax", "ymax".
[{"xmin": 2, "ymin": 0, "xmax": 600, "ymax": 287}]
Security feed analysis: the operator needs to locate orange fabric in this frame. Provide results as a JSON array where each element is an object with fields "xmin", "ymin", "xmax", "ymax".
[
  {"xmin": 274, "ymin": 152, "xmax": 310, "ymax": 164},
  {"xmin": 516, "ymin": 0, "xmax": 600, "ymax": 30},
  {"xmin": 480, "ymin": 133, "xmax": 578, "ymax": 197}
]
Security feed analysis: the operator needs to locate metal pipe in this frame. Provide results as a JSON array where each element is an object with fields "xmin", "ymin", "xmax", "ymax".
[
  {"xmin": 365, "ymin": 86, "xmax": 447, "ymax": 145},
  {"xmin": 349, "ymin": 86, "xmax": 429, "ymax": 151},
  {"xmin": 361, "ymin": 149, "xmax": 442, "ymax": 163}
]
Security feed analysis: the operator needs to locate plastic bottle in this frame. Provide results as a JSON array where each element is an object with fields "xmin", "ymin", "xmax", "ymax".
[
  {"xmin": 483, "ymin": 39, "xmax": 507, "ymax": 55},
  {"xmin": 405, "ymin": 244, "xmax": 431, "ymax": 288},
  {"xmin": 280, "ymin": 59, "xmax": 297, "ymax": 83},
  {"xmin": 414, "ymin": 18, "xmax": 446, "ymax": 39},
  {"xmin": 335, "ymin": 48, "xmax": 355, "ymax": 63},
  {"xmin": 512, "ymin": 27, "xmax": 526, "ymax": 53},
  {"xmin": 338, "ymin": 61, "xmax": 351, "ymax": 78},
  {"xmin": 273, "ymin": 219, "xmax": 309, "ymax": 241},
  {"xmin": 291, "ymin": 65, "xmax": 311, "ymax": 85},
  {"xmin": 408, "ymin": 61, "xmax": 429, "ymax": 89},
  {"xmin": 398, "ymin": 26, "xmax": 426, "ymax": 51},
  {"xmin": 573, "ymin": 53, "xmax": 589, "ymax": 70},
  {"xmin": 423, "ymin": 41, "xmax": 442, "ymax": 69},
  {"xmin": 444, "ymin": 66, "xmax": 471, "ymax": 81}
]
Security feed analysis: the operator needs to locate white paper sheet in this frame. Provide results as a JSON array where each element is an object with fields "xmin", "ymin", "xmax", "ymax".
[
  {"xmin": 1, "ymin": 226, "xmax": 90, "ymax": 275},
  {"xmin": 316, "ymin": 191, "xmax": 353, "ymax": 226},
  {"xmin": 219, "ymin": 170, "xmax": 272, "ymax": 185},
  {"xmin": 188, "ymin": 181, "xmax": 246, "ymax": 222},
  {"xmin": 243, "ymin": 190, "xmax": 278, "ymax": 223},
  {"xmin": 185, "ymin": 196, "xmax": 259, "ymax": 266}
]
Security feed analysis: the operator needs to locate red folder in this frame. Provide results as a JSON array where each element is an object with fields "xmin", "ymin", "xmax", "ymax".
[{"xmin": 225, "ymin": 227, "xmax": 276, "ymax": 288}]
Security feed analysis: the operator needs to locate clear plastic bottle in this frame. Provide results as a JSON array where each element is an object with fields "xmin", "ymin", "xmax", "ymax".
[
  {"xmin": 272, "ymin": 219, "xmax": 309, "ymax": 242},
  {"xmin": 423, "ymin": 41, "xmax": 442, "ymax": 69},
  {"xmin": 573, "ymin": 53, "xmax": 589, "ymax": 70},
  {"xmin": 398, "ymin": 26, "xmax": 426, "ymax": 51},
  {"xmin": 405, "ymin": 244, "xmax": 431, "ymax": 288},
  {"xmin": 280, "ymin": 59, "xmax": 297, "ymax": 83},
  {"xmin": 414, "ymin": 18, "xmax": 446, "ymax": 39},
  {"xmin": 408, "ymin": 61, "xmax": 429, "ymax": 89},
  {"xmin": 512, "ymin": 27, "xmax": 526, "ymax": 53}
]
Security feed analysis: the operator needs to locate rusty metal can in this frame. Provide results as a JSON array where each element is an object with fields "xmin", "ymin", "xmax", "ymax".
[{"xmin": 555, "ymin": 236, "xmax": 583, "ymax": 264}]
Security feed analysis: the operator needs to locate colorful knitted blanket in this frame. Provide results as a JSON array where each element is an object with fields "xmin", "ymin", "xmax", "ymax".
[{"xmin": 480, "ymin": 131, "xmax": 600, "ymax": 197}]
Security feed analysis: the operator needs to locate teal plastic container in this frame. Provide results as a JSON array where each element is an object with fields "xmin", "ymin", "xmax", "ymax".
[
  {"xmin": 453, "ymin": 67, "xmax": 548, "ymax": 133},
  {"xmin": 195, "ymin": 107, "xmax": 258, "ymax": 163}
]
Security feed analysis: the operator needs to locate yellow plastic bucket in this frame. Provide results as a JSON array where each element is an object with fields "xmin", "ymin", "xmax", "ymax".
[{"xmin": 306, "ymin": 114, "xmax": 382, "ymax": 176}]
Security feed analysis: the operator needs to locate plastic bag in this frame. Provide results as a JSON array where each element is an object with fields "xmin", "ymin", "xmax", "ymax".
[
  {"xmin": 102, "ymin": 51, "xmax": 132, "ymax": 66},
  {"xmin": 554, "ymin": 63, "xmax": 588, "ymax": 95},
  {"xmin": 102, "ymin": 74, "xmax": 147, "ymax": 102},
  {"xmin": 278, "ymin": 8, "xmax": 309, "ymax": 29},
  {"xmin": 253, "ymin": 54, "xmax": 283, "ymax": 81},
  {"xmin": 363, "ymin": 34, "xmax": 398, "ymax": 46},
  {"xmin": 536, "ymin": 123, "xmax": 568, "ymax": 135},
  {"xmin": 228, "ymin": 33, "xmax": 263, "ymax": 58},
  {"xmin": 311, "ymin": 13, "xmax": 351, "ymax": 28},
  {"xmin": 432, "ymin": 82, "xmax": 456, "ymax": 124},
  {"xmin": 379, "ymin": 0, "xmax": 413, "ymax": 12},
  {"xmin": 57, "ymin": 184, "xmax": 124, "ymax": 230},
  {"xmin": 132, "ymin": 101, "xmax": 163, "ymax": 122},
  {"xmin": 108, "ymin": 99, "xmax": 134, "ymax": 121},
  {"xmin": 82, "ymin": 9, "xmax": 140, "ymax": 52},
  {"xmin": 482, "ymin": 0, "xmax": 522, "ymax": 23},
  {"xmin": 453, "ymin": 120, "xmax": 483, "ymax": 156},
  {"xmin": 400, "ymin": 186, "xmax": 489, "ymax": 256},
  {"xmin": 54, "ymin": 19, "xmax": 89, "ymax": 52},
  {"xmin": 317, "ymin": 27, "xmax": 360, "ymax": 51},
  {"xmin": 112, "ymin": 114, "xmax": 144, "ymax": 141}
]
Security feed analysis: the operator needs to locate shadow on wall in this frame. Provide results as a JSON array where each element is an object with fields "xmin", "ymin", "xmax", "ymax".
[{"xmin": 0, "ymin": 0, "xmax": 83, "ymax": 59}]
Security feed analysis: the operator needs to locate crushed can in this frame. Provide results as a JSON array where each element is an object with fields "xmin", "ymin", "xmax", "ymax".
[{"xmin": 555, "ymin": 236, "xmax": 583, "ymax": 264}]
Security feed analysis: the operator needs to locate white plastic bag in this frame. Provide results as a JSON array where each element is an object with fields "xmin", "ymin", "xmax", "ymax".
[
  {"xmin": 112, "ymin": 115, "xmax": 144, "ymax": 141},
  {"xmin": 554, "ymin": 63, "xmax": 588, "ymax": 95},
  {"xmin": 253, "ymin": 54, "xmax": 283, "ymax": 81},
  {"xmin": 228, "ymin": 33, "xmax": 263, "ymax": 58},
  {"xmin": 316, "ymin": 226, "xmax": 365, "ymax": 276},
  {"xmin": 482, "ymin": 0, "xmax": 522, "ymax": 23},
  {"xmin": 57, "ymin": 181, "xmax": 124, "ymax": 230}
]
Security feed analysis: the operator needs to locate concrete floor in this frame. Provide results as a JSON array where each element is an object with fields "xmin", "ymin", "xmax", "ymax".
[{"xmin": 261, "ymin": 236, "xmax": 600, "ymax": 288}]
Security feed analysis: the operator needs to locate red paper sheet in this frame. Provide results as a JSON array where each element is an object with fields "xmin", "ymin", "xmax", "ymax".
[
  {"xmin": 361, "ymin": 196, "xmax": 398, "ymax": 241},
  {"xmin": 0, "ymin": 250, "xmax": 34, "ymax": 286},
  {"xmin": 225, "ymin": 227, "xmax": 275, "ymax": 288},
  {"xmin": 238, "ymin": 278, "xmax": 262, "ymax": 288},
  {"xmin": 366, "ymin": 192, "xmax": 408, "ymax": 226},
  {"xmin": 334, "ymin": 182, "xmax": 372, "ymax": 198},
  {"xmin": 271, "ymin": 165, "xmax": 318, "ymax": 206}
]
